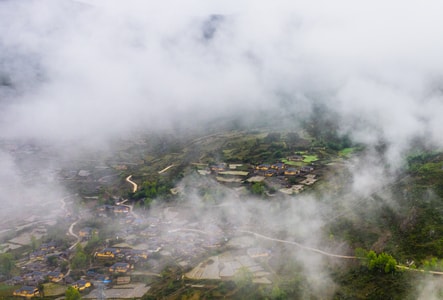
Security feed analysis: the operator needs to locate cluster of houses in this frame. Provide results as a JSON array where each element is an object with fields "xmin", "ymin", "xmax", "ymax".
[
  {"xmin": 97, "ymin": 204, "xmax": 130, "ymax": 216},
  {"xmin": 78, "ymin": 227, "xmax": 99, "ymax": 241},
  {"xmin": 10, "ymin": 246, "xmax": 144, "ymax": 297},
  {"xmin": 5, "ymin": 239, "xmax": 96, "ymax": 298},
  {"xmin": 203, "ymin": 160, "xmax": 316, "ymax": 192},
  {"xmin": 95, "ymin": 247, "xmax": 148, "ymax": 264},
  {"xmin": 29, "ymin": 241, "xmax": 59, "ymax": 261},
  {"xmin": 6, "ymin": 241, "xmax": 65, "ymax": 288},
  {"xmin": 254, "ymin": 162, "xmax": 314, "ymax": 177},
  {"xmin": 12, "ymin": 286, "xmax": 40, "ymax": 298},
  {"xmin": 96, "ymin": 204, "xmax": 147, "ymax": 226},
  {"xmin": 10, "ymin": 271, "xmax": 93, "ymax": 298}
]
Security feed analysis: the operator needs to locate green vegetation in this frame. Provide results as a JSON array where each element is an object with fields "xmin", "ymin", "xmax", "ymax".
[
  {"xmin": 280, "ymin": 159, "xmax": 302, "ymax": 166},
  {"xmin": 302, "ymin": 154, "xmax": 318, "ymax": 163},
  {"xmin": 9, "ymin": 129, "xmax": 443, "ymax": 300},
  {"xmin": 326, "ymin": 150, "xmax": 443, "ymax": 298},
  {"xmin": 132, "ymin": 178, "xmax": 173, "ymax": 202},
  {"xmin": 339, "ymin": 147, "xmax": 356, "ymax": 157},
  {"xmin": 356, "ymin": 248, "xmax": 397, "ymax": 273},
  {"xmin": 65, "ymin": 286, "xmax": 81, "ymax": 300},
  {"xmin": 0, "ymin": 253, "xmax": 14, "ymax": 277},
  {"xmin": 84, "ymin": 232, "xmax": 103, "ymax": 255},
  {"xmin": 0, "ymin": 284, "xmax": 19, "ymax": 298},
  {"xmin": 42, "ymin": 283, "xmax": 66, "ymax": 297},
  {"xmin": 251, "ymin": 182, "xmax": 265, "ymax": 196},
  {"xmin": 71, "ymin": 244, "xmax": 88, "ymax": 270}
]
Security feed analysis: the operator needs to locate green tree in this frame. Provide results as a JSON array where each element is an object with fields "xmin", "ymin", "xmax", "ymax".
[
  {"xmin": 251, "ymin": 182, "xmax": 265, "ymax": 196},
  {"xmin": 84, "ymin": 232, "xmax": 102, "ymax": 255},
  {"xmin": 234, "ymin": 267, "xmax": 256, "ymax": 298},
  {"xmin": 71, "ymin": 244, "xmax": 88, "ymax": 270},
  {"xmin": 271, "ymin": 285, "xmax": 287, "ymax": 299},
  {"xmin": 65, "ymin": 286, "xmax": 81, "ymax": 300},
  {"xmin": 38, "ymin": 283, "xmax": 45, "ymax": 297},
  {"xmin": 31, "ymin": 235, "xmax": 39, "ymax": 251},
  {"xmin": 235, "ymin": 267, "xmax": 253, "ymax": 289},
  {"xmin": 47, "ymin": 255, "xmax": 58, "ymax": 268},
  {"xmin": 0, "ymin": 253, "xmax": 14, "ymax": 276},
  {"xmin": 366, "ymin": 250, "xmax": 397, "ymax": 273},
  {"xmin": 355, "ymin": 247, "xmax": 368, "ymax": 262}
]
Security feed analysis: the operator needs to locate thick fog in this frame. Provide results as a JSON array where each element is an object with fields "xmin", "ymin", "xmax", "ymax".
[
  {"xmin": 1, "ymin": 0, "xmax": 443, "ymax": 150},
  {"xmin": 2, "ymin": 0, "xmax": 443, "ymax": 297}
]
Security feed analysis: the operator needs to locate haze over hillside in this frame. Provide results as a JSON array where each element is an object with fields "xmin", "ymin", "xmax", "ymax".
[
  {"xmin": 1, "ymin": 1, "xmax": 443, "ymax": 298},
  {"xmin": 1, "ymin": 1, "xmax": 443, "ymax": 150}
]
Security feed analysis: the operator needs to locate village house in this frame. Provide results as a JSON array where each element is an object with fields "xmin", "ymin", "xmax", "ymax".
[
  {"xmin": 271, "ymin": 162, "xmax": 285, "ymax": 170},
  {"xmin": 288, "ymin": 155, "xmax": 303, "ymax": 161},
  {"xmin": 39, "ymin": 241, "xmax": 57, "ymax": 252},
  {"xmin": 301, "ymin": 166, "xmax": 314, "ymax": 173},
  {"xmin": 210, "ymin": 163, "xmax": 226, "ymax": 172},
  {"xmin": 23, "ymin": 271, "xmax": 45, "ymax": 285},
  {"xmin": 95, "ymin": 248, "xmax": 118, "ymax": 259},
  {"xmin": 78, "ymin": 227, "xmax": 97, "ymax": 240},
  {"xmin": 284, "ymin": 168, "xmax": 300, "ymax": 176},
  {"xmin": 109, "ymin": 262, "xmax": 132, "ymax": 274},
  {"xmin": 114, "ymin": 205, "xmax": 130, "ymax": 214},
  {"xmin": 47, "ymin": 271, "xmax": 64, "ymax": 283},
  {"xmin": 13, "ymin": 286, "xmax": 39, "ymax": 298},
  {"xmin": 29, "ymin": 250, "xmax": 47, "ymax": 261},
  {"xmin": 256, "ymin": 164, "xmax": 270, "ymax": 171},
  {"xmin": 71, "ymin": 279, "xmax": 92, "ymax": 291},
  {"xmin": 130, "ymin": 249, "xmax": 149, "ymax": 260},
  {"xmin": 265, "ymin": 169, "xmax": 277, "ymax": 177}
]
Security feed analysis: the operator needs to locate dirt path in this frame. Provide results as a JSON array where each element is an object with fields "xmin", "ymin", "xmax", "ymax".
[
  {"xmin": 68, "ymin": 220, "xmax": 80, "ymax": 250},
  {"xmin": 158, "ymin": 164, "xmax": 175, "ymax": 174},
  {"xmin": 239, "ymin": 229, "xmax": 356, "ymax": 259},
  {"xmin": 126, "ymin": 175, "xmax": 138, "ymax": 193},
  {"xmin": 168, "ymin": 228, "xmax": 208, "ymax": 235},
  {"xmin": 241, "ymin": 229, "xmax": 443, "ymax": 275},
  {"xmin": 396, "ymin": 265, "xmax": 443, "ymax": 275},
  {"xmin": 59, "ymin": 194, "xmax": 75, "ymax": 215}
]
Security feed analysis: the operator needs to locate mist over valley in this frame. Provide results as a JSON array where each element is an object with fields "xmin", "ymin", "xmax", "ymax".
[{"xmin": 2, "ymin": 1, "xmax": 443, "ymax": 299}]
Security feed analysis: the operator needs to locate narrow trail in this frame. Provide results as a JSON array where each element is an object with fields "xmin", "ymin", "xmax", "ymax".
[
  {"xmin": 241, "ymin": 229, "xmax": 443, "ymax": 275},
  {"xmin": 59, "ymin": 194, "xmax": 74, "ymax": 215},
  {"xmin": 68, "ymin": 220, "xmax": 80, "ymax": 250},
  {"xmin": 239, "ymin": 230, "xmax": 356, "ymax": 259},
  {"xmin": 126, "ymin": 175, "xmax": 138, "ymax": 193},
  {"xmin": 168, "ymin": 228, "xmax": 209, "ymax": 235},
  {"xmin": 158, "ymin": 164, "xmax": 175, "ymax": 174},
  {"xmin": 65, "ymin": 219, "xmax": 81, "ymax": 278},
  {"xmin": 396, "ymin": 265, "xmax": 443, "ymax": 275},
  {"xmin": 61, "ymin": 195, "xmax": 81, "ymax": 250}
]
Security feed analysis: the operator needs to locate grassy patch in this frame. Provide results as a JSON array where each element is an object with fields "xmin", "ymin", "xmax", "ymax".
[
  {"xmin": 0, "ymin": 284, "xmax": 19, "ymax": 298},
  {"xmin": 302, "ymin": 155, "xmax": 318, "ymax": 163},
  {"xmin": 281, "ymin": 159, "xmax": 303, "ymax": 166},
  {"xmin": 43, "ymin": 282, "xmax": 67, "ymax": 297},
  {"xmin": 339, "ymin": 147, "xmax": 355, "ymax": 157}
]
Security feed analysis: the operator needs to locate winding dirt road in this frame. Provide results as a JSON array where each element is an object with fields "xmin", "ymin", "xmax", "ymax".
[
  {"xmin": 241, "ymin": 229, "xmax": 443, "ymax": 275},
  {"xmin": 68, "ymin": 220, "xmax": 80, "ymax": 250},
  {"xmin": 126, "ymin": 175, "xmax": 138, "ymax": 193},
  {"xmin": 158, "ymin": 164, "xmax": 175, "ymax": 174},
  {"xmin": 239, "ymin": 230, "xmax": 356, "ymax": 259}
]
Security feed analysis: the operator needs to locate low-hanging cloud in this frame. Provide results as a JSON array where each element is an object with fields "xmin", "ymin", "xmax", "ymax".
[
  {"xmin": 1, "ymin": 2, "xmax": 443, "ymax": 297},
  {"xmin": 1, "ymin": 0, "xmax": 442, "ymax": 154}
]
